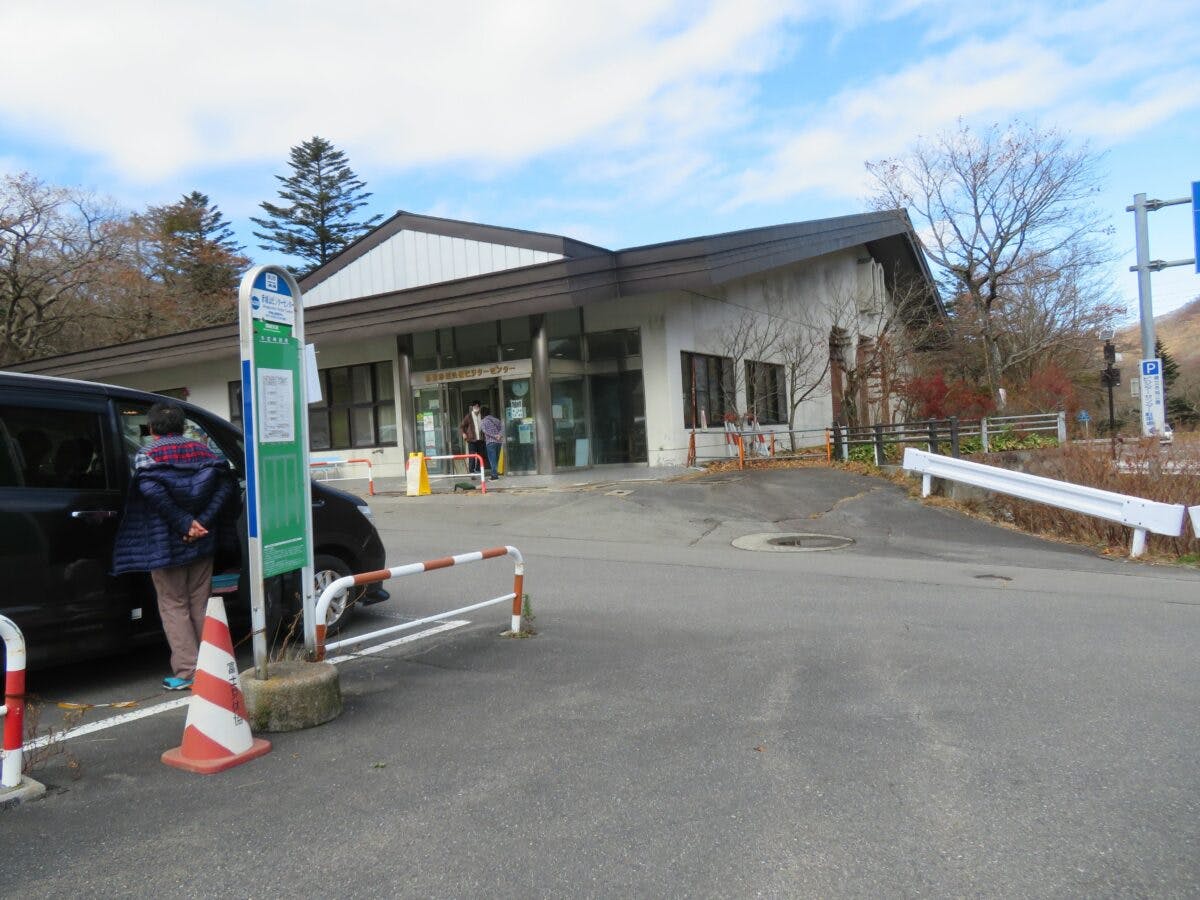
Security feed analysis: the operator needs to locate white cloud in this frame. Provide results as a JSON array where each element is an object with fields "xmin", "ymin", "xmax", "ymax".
[
  {"xmin": 726, "ymin": 0, "xmax": 1200, "ymax": 209},
  {"xmin": 0, "ymin": 0, "xmax": 798, "ymax": 181}
]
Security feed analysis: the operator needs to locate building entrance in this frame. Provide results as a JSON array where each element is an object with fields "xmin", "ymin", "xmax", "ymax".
[{"xmin": 412, "ymin": 377, "xmax": 538, "ymax": 474}]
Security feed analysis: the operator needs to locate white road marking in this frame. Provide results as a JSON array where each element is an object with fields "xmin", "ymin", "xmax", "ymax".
[{"xmin": 20, "ymin": 620, "xmax": 472, "ymax": 751}]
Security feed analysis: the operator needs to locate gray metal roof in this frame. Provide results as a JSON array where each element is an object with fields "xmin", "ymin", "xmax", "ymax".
[{"xmin": 9, "ymin": 210, "xmax": 939, "ymax": 380}]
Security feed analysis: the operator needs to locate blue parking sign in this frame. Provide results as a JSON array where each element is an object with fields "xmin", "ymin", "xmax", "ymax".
[{"xmin": 1142, "ymin": 360, "xmax": 1159, "ymax": 377}]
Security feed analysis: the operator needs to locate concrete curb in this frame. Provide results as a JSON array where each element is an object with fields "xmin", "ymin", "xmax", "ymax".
[
  {"xmin": 241, "ymin": 661, "xmax": 343, "ymax": 733},
  {"xmin": 0, "ymin": 776, "xmax": 46, "ymax": 808}
]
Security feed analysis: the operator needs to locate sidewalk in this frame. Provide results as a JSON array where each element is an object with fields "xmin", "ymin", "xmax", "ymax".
[{"xmin": 371, "ymin": 462, "xmax": 696, "ymax": 495}]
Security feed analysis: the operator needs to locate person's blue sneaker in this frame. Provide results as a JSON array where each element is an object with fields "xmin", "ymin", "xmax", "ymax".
[{"xmin": 162, "ymin": 676, "xmax": 193, "ymax": 691}]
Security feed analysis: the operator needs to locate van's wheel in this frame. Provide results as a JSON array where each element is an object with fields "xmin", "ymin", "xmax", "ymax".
[{"xmin": 313, "ymin": 553, "xmax": 356, "ymax": 634}]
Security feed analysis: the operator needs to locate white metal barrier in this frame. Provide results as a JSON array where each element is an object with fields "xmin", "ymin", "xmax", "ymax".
[
  {"xmin": 312, "ymin": 545, "xmax": 525, "ymax": 659},
  {"xmin": 1, "ymin": 614, "xmax": 28, "ymax": 790},
  {"xmin": 310, "ymin": 457, "xmax": 375, "ymax": 495},
  {"xmin": 903, "ymin": 448, "xmax": 1187, "ymax": 558},
  {"xmin": 1191, "ymin": 506, "xmax": 1200, "ymax": 538},
  {"xmin": 422, "ymin": 453, "xmax": 488, "ymax": 492}
]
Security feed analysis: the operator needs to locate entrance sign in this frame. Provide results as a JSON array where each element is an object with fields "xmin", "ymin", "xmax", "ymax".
[
  {"xmin": 238, "ymin": 266, "xmax": 315, "ymax": 676},
  {"xmin": 1140, "ymin": 358, "xmax": 1166, "ymax": 436}
]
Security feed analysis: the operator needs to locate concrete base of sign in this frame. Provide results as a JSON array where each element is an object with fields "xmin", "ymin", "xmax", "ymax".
[
  {"xmin": 241, "ymin": 661, "xmax": 342, "ymax": 733},
  {"xmin": 0, "ymin": 776, "xmax": 47, "ymax": 808}
]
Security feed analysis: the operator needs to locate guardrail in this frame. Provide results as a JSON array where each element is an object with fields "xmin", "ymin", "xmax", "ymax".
[
  {"xmin": 833, "ymin": 412, "xmax": 1067, "ymax": 464},
  {"xmin": 311, "ymin": 545, "xmax": 525, "ymax": 659},
  {"xmin": 310, "ymin": 457, "xmax": 376, "ymax": 496},
  {"xmin": 1, "ymin": 615, "xmax": 27, "ymax": 790},
  {"xmin": 902, "ymin": 447, "xmax": 1187, "ymax": 557}
]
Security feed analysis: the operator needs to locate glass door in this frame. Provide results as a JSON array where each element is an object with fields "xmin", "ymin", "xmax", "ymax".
[
  {"xmin": 551, "ymin": 376, "xmax": 588, "ymax": 469},
  {"xmin": 501, "ymin": 378, "xmax": 537, "ymax": 474},
  {"xmin": 413, "ymin": 386, "xmax": 450, "ymax": 473}
]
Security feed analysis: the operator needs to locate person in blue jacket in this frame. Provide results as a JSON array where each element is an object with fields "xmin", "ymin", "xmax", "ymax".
[{"xmin": 113, "ymin": 403, "xmax": 237, "ymax": 690}]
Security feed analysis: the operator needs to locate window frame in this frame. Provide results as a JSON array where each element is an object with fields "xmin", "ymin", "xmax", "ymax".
[
  {"xmin": 680, "ymin": 351, "xmax": 734, "ymax": 429},
  {"xmin": 229, "ymin": 359, "xmax": 397, "ymax": 452},
  {"xmin": 745, "ymin": 360, "xmax": 787, "ymax": 425}
]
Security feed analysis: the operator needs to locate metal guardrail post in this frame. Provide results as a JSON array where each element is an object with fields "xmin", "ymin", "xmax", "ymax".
[
  {"xmin": 950, "ymin": 417, "xmax": 960, "ymax": 458},
  {"xmin": 873, "ymin": 423, "xmax": 885, "ymax": 466},
  {"xmin": 927, "ymin": 419, "xmax": 938, "ymax": 454}
]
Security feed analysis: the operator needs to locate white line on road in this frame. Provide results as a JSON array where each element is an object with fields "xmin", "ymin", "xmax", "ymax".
[{"xmin": 20, "ymin": 620, "xmax": 472, "ymax": 751}]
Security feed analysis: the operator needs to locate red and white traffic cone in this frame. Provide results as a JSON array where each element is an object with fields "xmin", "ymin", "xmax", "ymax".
[{"xmin": 162, "ymin": 597, "xmax": 271, "ymax": 775}]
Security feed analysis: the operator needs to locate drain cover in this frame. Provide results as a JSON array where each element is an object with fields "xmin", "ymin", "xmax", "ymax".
[{"xmin": 732, "ymin": 532, "xmax": 855, "ymax": 552}]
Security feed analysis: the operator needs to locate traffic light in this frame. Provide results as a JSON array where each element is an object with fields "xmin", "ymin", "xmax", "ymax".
[
  {"xmin": 1103, "ymin": 342, "xmax": 1117, "ymax": 364},
  {"xmin": 1100, "ymin": 367, "xmax": 1121, "ymax": 388}
]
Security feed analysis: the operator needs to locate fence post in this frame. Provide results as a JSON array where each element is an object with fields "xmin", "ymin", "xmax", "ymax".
[
  {"xmin": 841, "ymin": 428, "xmax": 850, "ymax": 461},
  {"xmin": 981, "ymin": 417, "xmax": 990, "ymax": 454},
  {"xmin": 873, "ymin": 423, "xmax": 885, "ymax": 466},
  {"xmin": 950, "ymin": 417, "xmax": 960, "ymax": 458},
  {"xmin": 927, "ymin": 419, "xmax": 938, "ymax": 454},
  {"xmin": 1057, "ymin": 410, "xmax": 1067, "ymax": 444},
  {"xmin": 831, "ymin": 423, "xmax": 842, "ymax": 461}
]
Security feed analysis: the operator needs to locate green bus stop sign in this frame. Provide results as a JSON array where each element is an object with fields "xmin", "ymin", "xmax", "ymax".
[{"xmin": 239, "ymin": 265, "xmax": 315, "ymax": 673}]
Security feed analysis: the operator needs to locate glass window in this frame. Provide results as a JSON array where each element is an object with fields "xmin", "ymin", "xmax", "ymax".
[
  {"xmin": 746, "ymin": 361, "xmax": 787, "ymax": 424},
  {"xmin": 500, "ymin": 316, "xmax": 531, "ymax": 361},
  {"xmin": 547, "ymin": 309, "xmax": 582, "ymax": 360},
  {"xmin": 453, "ymin": 322, "xmax": 498, "ymax": 366},
  {"xmin": 586, "ymin": 328, "xmax": 640, "ymax": 360},
  {"xmin": 551, "ymin": 376, "xmax": 587, "ymax": 468},
  {"xmin": 436, "ymin": 328, "xmax": 456, "ymax": 367},
  {"xmin": 681, "ymin": 351, "xmax": 734, "ymax": 428},
  {"xmin": 412, "ymin": 330, "xmax": 438, "ymax": 371},
  {"xmin": 316, "ymin": 360, "xmax": 395, "ymax": 449},
  {"xmin": 113, "ymin": 403, "xmax": 237, "ymax": 475},
  {"xmin": 0, "ymin": 406, "xmax": 110, "ymax": 489}
]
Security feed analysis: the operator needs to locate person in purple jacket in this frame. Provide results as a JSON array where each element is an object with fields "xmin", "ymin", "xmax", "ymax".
[
  {"xmin": 480, "ymin": 406, "xmax": 504, "ymax": 480},
  {"xmin": 113, "ymin": 403, "xmax": 237, "ymax": 690}
]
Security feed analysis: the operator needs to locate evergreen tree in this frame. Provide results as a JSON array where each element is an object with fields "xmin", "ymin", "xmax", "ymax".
[
  {"xmin": 251, "ymin": 136, "xmax": 382, "ymax": 277},
  {"xmin": 1155, "ymin": 337, "xmax": 1179, "ymax": 389},
  {"xmin": 143, "ymin": 191, "xmax": 247, "ymax": 297}
]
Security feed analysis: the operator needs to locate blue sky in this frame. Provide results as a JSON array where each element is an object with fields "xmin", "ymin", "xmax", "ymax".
[{"xmin": 2, "ymin": 0, "xmax": 1198, "ymax": 317}]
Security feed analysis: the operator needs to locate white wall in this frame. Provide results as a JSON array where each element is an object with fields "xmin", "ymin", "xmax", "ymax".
[
  {"xmin": 305, "ymin": 229, "xmax": 563, "ymax": 306},
  {"xmin": 643, "ymin": 251, "xmax": 877, "ymax": 466}
]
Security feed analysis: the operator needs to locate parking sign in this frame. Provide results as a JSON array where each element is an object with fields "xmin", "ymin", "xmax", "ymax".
[{"xmin": 1140, "ymin": 358, "xmax": 1166, "ymax": 436}]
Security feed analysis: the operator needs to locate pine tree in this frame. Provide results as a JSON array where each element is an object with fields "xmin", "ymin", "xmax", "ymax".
[
  {"xmin": 1155, "ymin": 338, "xmax": 1179, "ymax": 389},
  {"xmin": 251, "ymin": 136, "xmax": 382, "ymax": 277},
  {"xmin": 143, "ymin": 191, "xmax": 247, "ymax": 297}
]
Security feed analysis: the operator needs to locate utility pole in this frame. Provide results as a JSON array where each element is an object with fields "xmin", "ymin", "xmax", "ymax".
[{"xmin": 1126, "ymin": 187, "xmax": 1197, "ymax": 434}]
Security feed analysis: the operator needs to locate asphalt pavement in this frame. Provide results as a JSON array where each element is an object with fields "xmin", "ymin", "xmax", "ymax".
[{"xmin": 6, "ymin": 467, "xmax": 1200, "ymax": 897}]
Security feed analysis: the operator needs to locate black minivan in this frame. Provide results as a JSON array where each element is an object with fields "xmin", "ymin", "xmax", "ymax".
[{"xmin": 0, "ymin": 372, "xmax": 386, "ymax": 668}]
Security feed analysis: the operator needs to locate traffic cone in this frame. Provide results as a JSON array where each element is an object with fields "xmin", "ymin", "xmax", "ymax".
[{"xmin": 162, "ymin": 597, "xmax": 271, "ymax": 775}]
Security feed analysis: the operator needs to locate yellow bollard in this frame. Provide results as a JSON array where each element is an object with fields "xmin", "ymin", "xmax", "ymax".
[{"xmin": 406, "ymin": 452, "xmax": 431, "ymax": 496}]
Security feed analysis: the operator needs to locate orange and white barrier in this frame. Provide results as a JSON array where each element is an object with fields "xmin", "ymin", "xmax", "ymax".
[
  {"xmin": 313, "ymin": 546, "xmax": 525, "ymax": 660},
  {"xmin": 1, "ymin": 615, "xmax": 41, "ymax": 800},
  {"xmin": 162, "ymin": 597, "xmax": 271, "ymax": 775}
]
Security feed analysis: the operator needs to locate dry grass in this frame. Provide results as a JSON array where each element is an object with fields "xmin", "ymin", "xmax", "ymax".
[{"xmin": 970, "ymin": 438, "xmax": 1200, "ymax": 560}]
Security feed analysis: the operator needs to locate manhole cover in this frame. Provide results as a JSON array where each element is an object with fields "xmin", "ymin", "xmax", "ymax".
[
  {"xmin": 974, "ymin": 573, "xmax": 1013, "ymax": 582},
  {"xmin": 731, "ymin": 532, "xmax": 855, "ymax": 552},
  {"xmin": 606, "ymin": 489, "xmax": 633, "ymax": 497}
]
